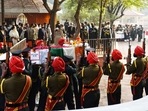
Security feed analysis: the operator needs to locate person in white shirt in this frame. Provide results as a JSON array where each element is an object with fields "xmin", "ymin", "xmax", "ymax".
[{"xmin": 9, "ymin": 25, "xmax": 19, "ymax": 45}]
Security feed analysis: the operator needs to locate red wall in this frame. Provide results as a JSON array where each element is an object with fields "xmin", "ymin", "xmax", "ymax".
[{"xmin": 24, "ymin": 13, "xmax": 50, "ymax": 24}]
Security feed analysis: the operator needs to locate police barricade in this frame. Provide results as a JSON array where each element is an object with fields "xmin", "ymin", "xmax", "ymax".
[{"xmin": 86, "ymin": 38, "xmax": 117, "ymax": 56}]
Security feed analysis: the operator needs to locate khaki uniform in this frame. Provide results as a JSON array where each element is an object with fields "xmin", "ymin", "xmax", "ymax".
[
  {"xmin": 45, "ymin": 72, "xmax": 69, "ymax": 111},
  {"xmin": 0, "ymin": 74, "xmax": 32, "ymax": 111},
  {"xmin": 103, "ymin": 61, "xmax": 125, "ymax": 105},
  {"xmin": 78, "ymin": 64, "xmax": 103, "ymax": 108},
  {"xmin": 126, "ymin": 57, "xmax": 146, "ymax": 100}
]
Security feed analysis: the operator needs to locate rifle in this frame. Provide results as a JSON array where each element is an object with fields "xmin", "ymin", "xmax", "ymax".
[
  {"xmin": 142, "ymin": 37, "xmax": 146, "ymax": 55},
  {"xmin": 81, "ymin": 29, "xmax": 86, "ymax": 66},
  {"xmin": 103, "ymin": 44, "xmax": 111, "ymax": 64},
  {"xmin": 126, "ymin": 38, "xmax": 132, "ymax": 65},
  {"xmin": 3, "ymin": 35, "xmax": 11, "ymax": 78}
]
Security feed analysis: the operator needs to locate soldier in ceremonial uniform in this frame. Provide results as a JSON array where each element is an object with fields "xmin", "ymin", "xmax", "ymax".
[
  {"xmin": 78, "ymin": 52, "xmax": 103, "ymax": 108},
  {"xmin": 103, "ymin": 49, "xmax": 125, "ymax": 105},
  {"xmin": 76, "ymin": 48, "xmax": 96, "ymax": 109},
  {"xmin": 126, "ymin": 46, "xmax": 145, "ymax": 100},
  {"xmin": 0, "ymin": 56, "xmax": 32, "ymax": 111},
  {"xmin": 45, "ymin": 57, "xmax": 69, "ymax": 111}
]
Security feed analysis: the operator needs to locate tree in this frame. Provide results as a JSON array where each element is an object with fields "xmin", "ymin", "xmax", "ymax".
[
  {"xmin": 54, "ymin": 0, "xmax": 147, "ymax": 39},
  {"xmin": 72, "ymin": 0, "xmax": 100, "ymax": 38},
  {"xmin": 98, "ymin": 0, "xmax": 109, "ymax": 38},
  {"xmin": 74, "ymin": 0, "xmax": 83, "ymax": 38},
  {"xmin": 106, "ymin": 0, "xmax": 147, "ymax": 28},
  {"xmin": 42, "ymin": 0, "xmax": 66, "ymax": 43}
]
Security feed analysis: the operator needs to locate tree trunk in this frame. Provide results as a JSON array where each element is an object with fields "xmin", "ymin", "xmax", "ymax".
[
  {"xmin": 98, "ymin": 0, "xmax": 103, "ymax": 39},
  {"xmin": 74, "ymin": 0, "xmax": 83, "ymax": 39},
  {"xmin": 43, "ymin": 0, "xmax": 60, "ymax": 43},
  {"xmin": 74, "ymin": 13, "xmax": 80, "ymax": 39},
  {"xmin": 110, "ymin": 18, "xmax": 115, "ymax": 38},
  {"xmin": 49, "ymin": 11, "xmax": 57, "ymax": 43}
]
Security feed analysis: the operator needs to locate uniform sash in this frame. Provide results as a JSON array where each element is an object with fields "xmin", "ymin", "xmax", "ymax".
[
  {"xmin": 5, "ymin": 75, "xmax": 32, "ymax": 111},
  {"xmin": 45, "ymin": 75, "xmax": 69, "ymax": 111},
  {"xmin": 15, "ymin": 75, "xmax": 31, "ymax": 103},
  {"xmin": 143, "ymin": 62, "xmax": 148, "ymax": 79},
  {"xmin": 130, "ymin": 74, "xmax": 142, "ymax": 86},
  {"xmin": 107, "ymin": 64, "xmax": 125, "ymax": 93},
  {"xmin": 81, "ymin": 67, "xmax": 103, "ymax": 106},
  {"xmin": 130, "ymin": 60, "xmax": 144, "ymax": 86}
]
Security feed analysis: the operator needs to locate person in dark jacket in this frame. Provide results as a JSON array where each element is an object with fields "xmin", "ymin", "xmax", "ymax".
[
  {"xmin": 0, "ymin": 26, "xmax": 5, "ymax": 42},
  {"xmin": 89, "ymin": 23, "xmax": 98, "ymax": 48}
]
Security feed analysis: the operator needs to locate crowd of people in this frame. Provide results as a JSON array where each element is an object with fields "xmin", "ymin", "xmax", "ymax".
[
  {"xmin": 0, "ymin": 20, "xmax": 144, "ymax": 48},
  {"xmin": 115, "ymin": 24, "xmax": 144, "ymax": 42},
  {"xmin": 0, "ymin": 20, "xmax": 147, "ymax": 111}
]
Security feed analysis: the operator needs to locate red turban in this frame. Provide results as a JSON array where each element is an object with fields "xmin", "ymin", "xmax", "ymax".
[
  {"xmin": 111, "ymin": 49, "xmax": 122, "ymax": 60},
  {"xmin": 58, "ymin": 38, "xmax": 65, "ymax": 46},
  {"xmin": 87, "ymin": 52, "xmax": 98, "ymax": 64},
  {"xmin": 52, "ymin": 57, "xmax": 65, "ymax": 72},
  {"xmin": 134, "ymin": 46, "xmax": 144, "ymax": 56},
  {"xmin": 36, "ymin": 40, "xmax": 44, "ymax": 46},
  {"xmin": 9, "ymin": 56, "xmax": 25, "ymax": 74}
]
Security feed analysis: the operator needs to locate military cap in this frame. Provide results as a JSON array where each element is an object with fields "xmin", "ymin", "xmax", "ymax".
[
  {"xmin": 62, "ymin": 55, "xmax": 73, "ymax": 62},
  {"xmin": 11, "ymin": 50, "xmax": 22, "ymax": 56},
  {"xmin": 22, "ymin": 47, "xmax": 31, "ymax": 53}
]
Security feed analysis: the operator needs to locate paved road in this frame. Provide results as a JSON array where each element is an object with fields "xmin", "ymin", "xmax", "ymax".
[{"xmin": 99, "ymin": 38, "xmax": 148, "ymax": 106}]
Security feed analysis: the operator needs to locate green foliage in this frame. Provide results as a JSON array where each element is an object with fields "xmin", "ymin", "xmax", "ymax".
[
  {"xmin": 59, "ymin": 0, "xmax": 147, "ymax": 24},
  {"xmin": 60, "ymin": 0, "xmax": 100, "ymax": 24}
]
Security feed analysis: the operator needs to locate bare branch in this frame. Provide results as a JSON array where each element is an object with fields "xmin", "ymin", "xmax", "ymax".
[
  {"xmin": 59, "ymin": 0, "xmax": 66, "ymax": 5},
  {"xmin": 114, "ymin": 6, "xmax": 126, "ymax": 21},
  {"xmin": 112, "ymin": 2, "xmax": 120, "ymax": 14},
  {"xmin": 115, "ymin": 3, "xmax": 123, "ymax": 15},
  {"xmin": 42, "ymin": 0, "xmax": 51, "ymax": 12}
]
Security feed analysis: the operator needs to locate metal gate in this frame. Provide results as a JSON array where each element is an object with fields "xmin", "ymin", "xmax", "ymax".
[{"xmin": 86, "ymin": 38, "xmax": 117, "ymax": 57}]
